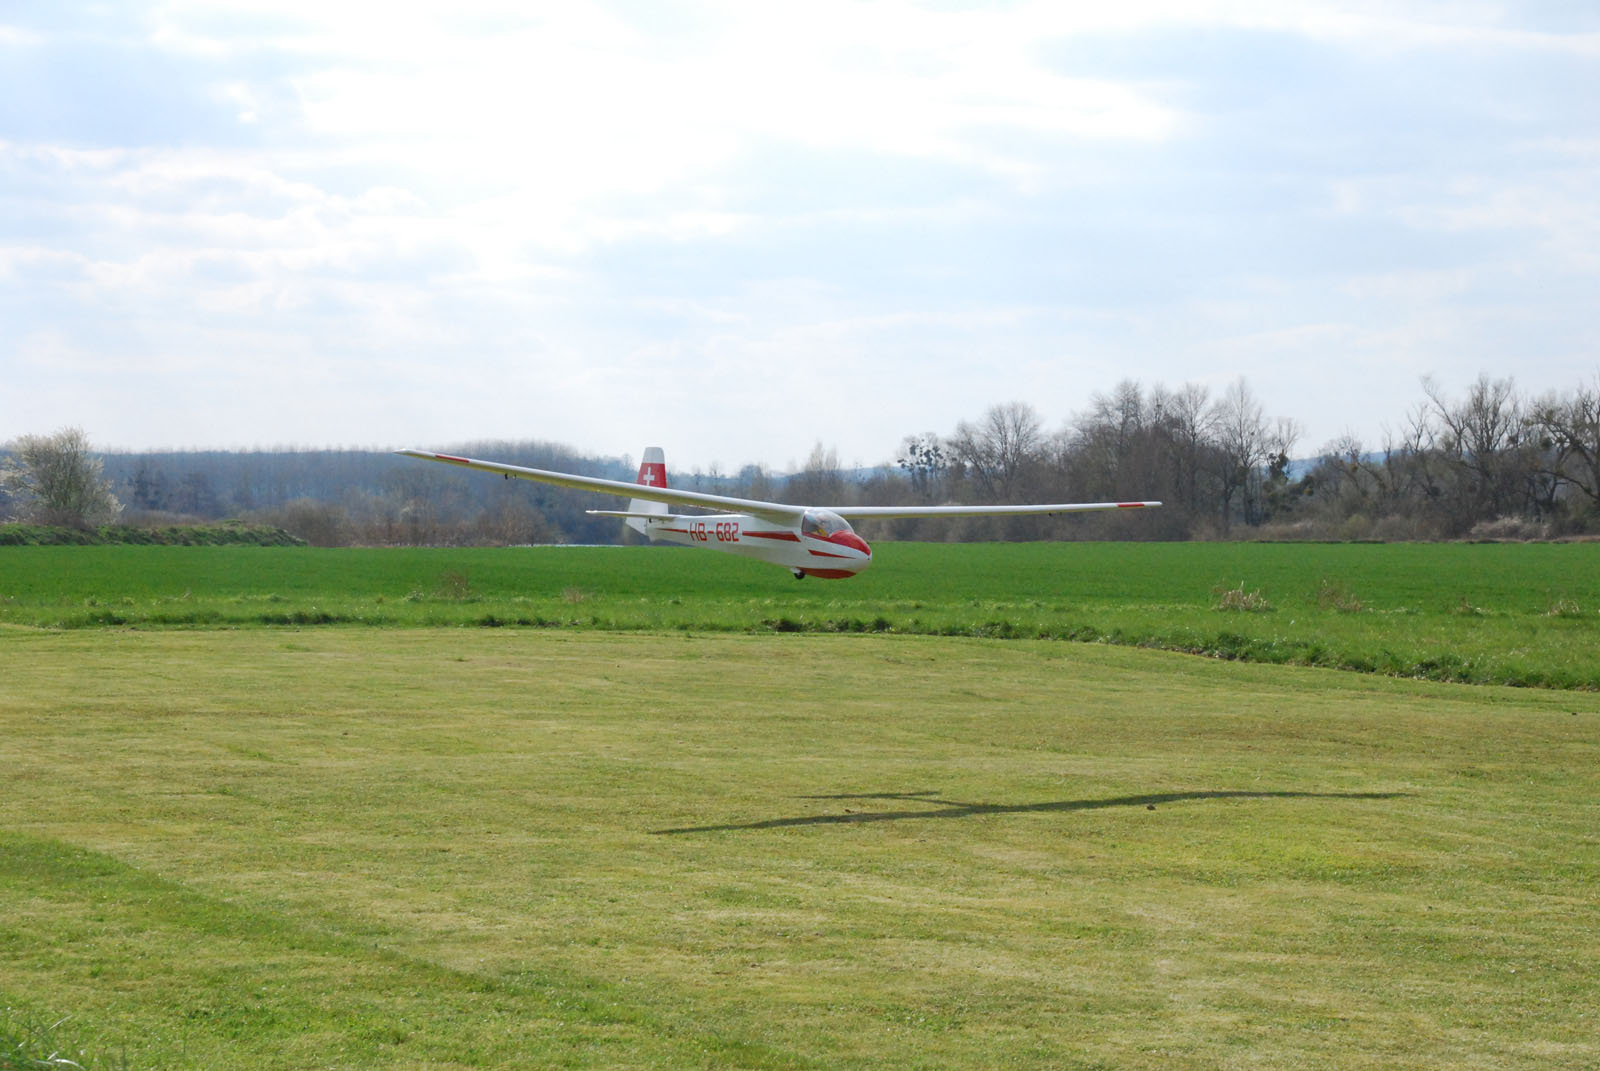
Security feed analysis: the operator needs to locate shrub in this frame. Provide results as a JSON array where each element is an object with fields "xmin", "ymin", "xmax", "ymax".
[{"xmin": 1468, "ymin": 515, "xmax": 1549, "ymax": 542}]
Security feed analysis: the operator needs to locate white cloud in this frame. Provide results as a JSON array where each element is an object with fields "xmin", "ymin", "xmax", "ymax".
[{"xmin": 1, "ymin": 1, "xmax": 1596, "ymax": 467}]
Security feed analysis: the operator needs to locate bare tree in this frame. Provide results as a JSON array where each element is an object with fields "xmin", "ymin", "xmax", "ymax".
[
  {"xmin": 785, "ymin": 442, "xmax": 846, "ymax": 504},
  {"xmin": 949, "ymin": 401, "xmax": 1045, "ymax": 501},
  {"xmin": 734, "ymin": 463, "xmax": 775, "ymax": 502},
  {"xmin": 1530, "ymin": 378, "xmax": 1600, "ymax": 516},
  {"xmin": 1069, "ymin": 380, "xmax": 1147, "ymax": 497},
  {"xmin": 1152, "ymin": 381, "xmax": 1215, "ymax": 517},
  {"xmin": 1208, "ymin": 378, "xmax": 1272, "ymax": 529},
  {"xmin": 1, "ymin": 427, "xmax": 123, "ymax": 528},
  {"xmin": 1423, "ymin": 374, "xmax": 1538, "ymax": 528}
]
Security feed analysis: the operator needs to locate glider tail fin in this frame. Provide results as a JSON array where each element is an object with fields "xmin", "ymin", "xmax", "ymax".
[{"xmin": 626, "ymin": 447, "xmax": 670, "ymax": 535}]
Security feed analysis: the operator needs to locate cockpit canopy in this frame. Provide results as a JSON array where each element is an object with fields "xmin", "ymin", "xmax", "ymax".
[{"xmin": 801, "ymin": 509, "xmax": 853, "ymax": 540}]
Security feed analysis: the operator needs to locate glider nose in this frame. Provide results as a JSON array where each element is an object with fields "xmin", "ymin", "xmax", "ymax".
[
  {"xmin": 835, "ymin": 530, "xmax": 873, "ymax": 571},
  {"xmin": 838, "ymin": 530, "xmax": 870, "ymax": 557}
]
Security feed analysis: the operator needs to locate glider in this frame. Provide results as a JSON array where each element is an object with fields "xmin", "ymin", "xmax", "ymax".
[{"xmin": 398, "ymin": 447, "xmax": 1160, "ymax": 579}]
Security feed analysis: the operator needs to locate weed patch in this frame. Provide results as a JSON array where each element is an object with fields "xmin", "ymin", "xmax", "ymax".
[
  {"xmin": 1213, "ymin": 582, "xmax": 1273, "ymax": 612},
  {"xmin": 1546, "ymin": 597, "xmax": 1584, "ymax": 618},
  {"xmin": 1315, "ymin": 577, "xmax": 1365, "ymax": 612},
  {"xmin": 433, "ymin": 570, "xmax": 473, "ymax": 600}
]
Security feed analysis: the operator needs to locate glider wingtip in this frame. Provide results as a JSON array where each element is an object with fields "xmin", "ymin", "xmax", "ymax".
[{"xmin": 397, "ymin": 449, "xmax": 477, "ymax": 467}]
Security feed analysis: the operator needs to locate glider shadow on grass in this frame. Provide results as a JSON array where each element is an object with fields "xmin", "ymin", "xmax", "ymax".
[{"xmin": 651, "ymin": 789, "xmax": 1406, "ymax": 835}]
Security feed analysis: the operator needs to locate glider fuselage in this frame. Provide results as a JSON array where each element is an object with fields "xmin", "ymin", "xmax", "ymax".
[{"xmin": 640, "ymin": 508, "xmax": 872, "ymax": 579}]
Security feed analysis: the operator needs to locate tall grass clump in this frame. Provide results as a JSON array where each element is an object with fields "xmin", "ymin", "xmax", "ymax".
[
  {"xmin": 1546, "ymin": 597, "xmax": 1584, "ymax": 618},
  {"xmin": 0, "ymin": 1008, "xmax": 128, "ymax": 1071},
  {"xmin": 1315, "ymin": 577, "xmax": 1365, "ymax": 613},
  {"xmin": 1212, "ymin": 582, "xmax": 1273, "ymax": 612}
]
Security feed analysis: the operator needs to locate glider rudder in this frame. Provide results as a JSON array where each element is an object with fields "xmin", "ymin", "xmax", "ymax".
[{"xmin": 625, "ymin": 447, "xmax": 670, "ymax": 535}]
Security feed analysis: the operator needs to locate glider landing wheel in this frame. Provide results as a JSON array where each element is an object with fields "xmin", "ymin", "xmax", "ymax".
[{"xmin": 790, "ymin": 568, "xmax": 806, "ymax": 580}]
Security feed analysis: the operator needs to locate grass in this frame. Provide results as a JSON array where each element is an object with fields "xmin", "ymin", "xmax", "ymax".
[
  {"xmin": 1, "ymin": 1006, "xmax": 129, "ymax": 1070},
  {"xmin": 2, "ymin": 628, "xmax": 1599, "ymax": 1069},
  {"xmin": 3, "ymin": 541, "xmax": 1598, "ymax": 1065},
  {"xmin": 2, "ymin": 541, "xmax": 1598, "ymax": 688}
]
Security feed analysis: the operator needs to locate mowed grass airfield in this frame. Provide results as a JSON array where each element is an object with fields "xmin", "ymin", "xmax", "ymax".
[{"xmin": 2, "ymin": 542, "xmax": 1598, "ymax": 1069}]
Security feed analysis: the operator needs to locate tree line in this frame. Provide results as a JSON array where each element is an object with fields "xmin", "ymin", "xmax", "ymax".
[
  {"xmin": 880, "ymin": 374, "xmax": 1599, "ymax": 542},
  {"xmin": 4, "ymin": 374, "xmax": 1597, "ymax": 545}
]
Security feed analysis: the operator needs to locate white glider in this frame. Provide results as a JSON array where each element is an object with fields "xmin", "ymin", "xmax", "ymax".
[{"xmin": 399, "ymin": 447, "xmax": 1160, "ymax": 579}]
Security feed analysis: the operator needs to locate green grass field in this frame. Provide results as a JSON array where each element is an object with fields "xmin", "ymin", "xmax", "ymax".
[
  {"xmin": 3, "ymin": 541, "xmax": 1597, "ymax": 687},
  {"xmin": 2, "ymin": 542, "xmax": 1599, "ymax": 1068}
]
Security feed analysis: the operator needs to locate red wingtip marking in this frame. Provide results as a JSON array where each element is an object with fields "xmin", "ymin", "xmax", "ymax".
[{"xmin": 438, "ymin": 454, "xmax": 471, "ymax": 464}]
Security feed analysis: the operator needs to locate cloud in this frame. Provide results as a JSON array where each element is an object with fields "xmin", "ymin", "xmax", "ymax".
[{"xmin": 1, "ymin": 1, "xmax": 1597, "ymax": 467}]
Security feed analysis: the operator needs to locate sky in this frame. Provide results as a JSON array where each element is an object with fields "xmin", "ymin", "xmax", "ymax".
[{"xmin": 2, "ymin": 1, "xmax": 1597, "ymax": 473}]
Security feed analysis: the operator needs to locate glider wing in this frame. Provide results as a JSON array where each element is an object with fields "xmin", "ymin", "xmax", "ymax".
[
  {"xmin": 830, "ymin": 501, "xmax": 1161, "ymax": 519},
  {"xmin": 396, "ymin": 450, "xmax": 805, "ymax": 525},
  {"xmin": 398, "ymin": 451, "xmax": 1160, "ymax": 524}
]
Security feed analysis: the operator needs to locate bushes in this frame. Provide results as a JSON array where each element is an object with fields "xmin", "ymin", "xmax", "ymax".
[{"xmin": 0, "ymin": 523, "xmax": 304, "ymax": 547}]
